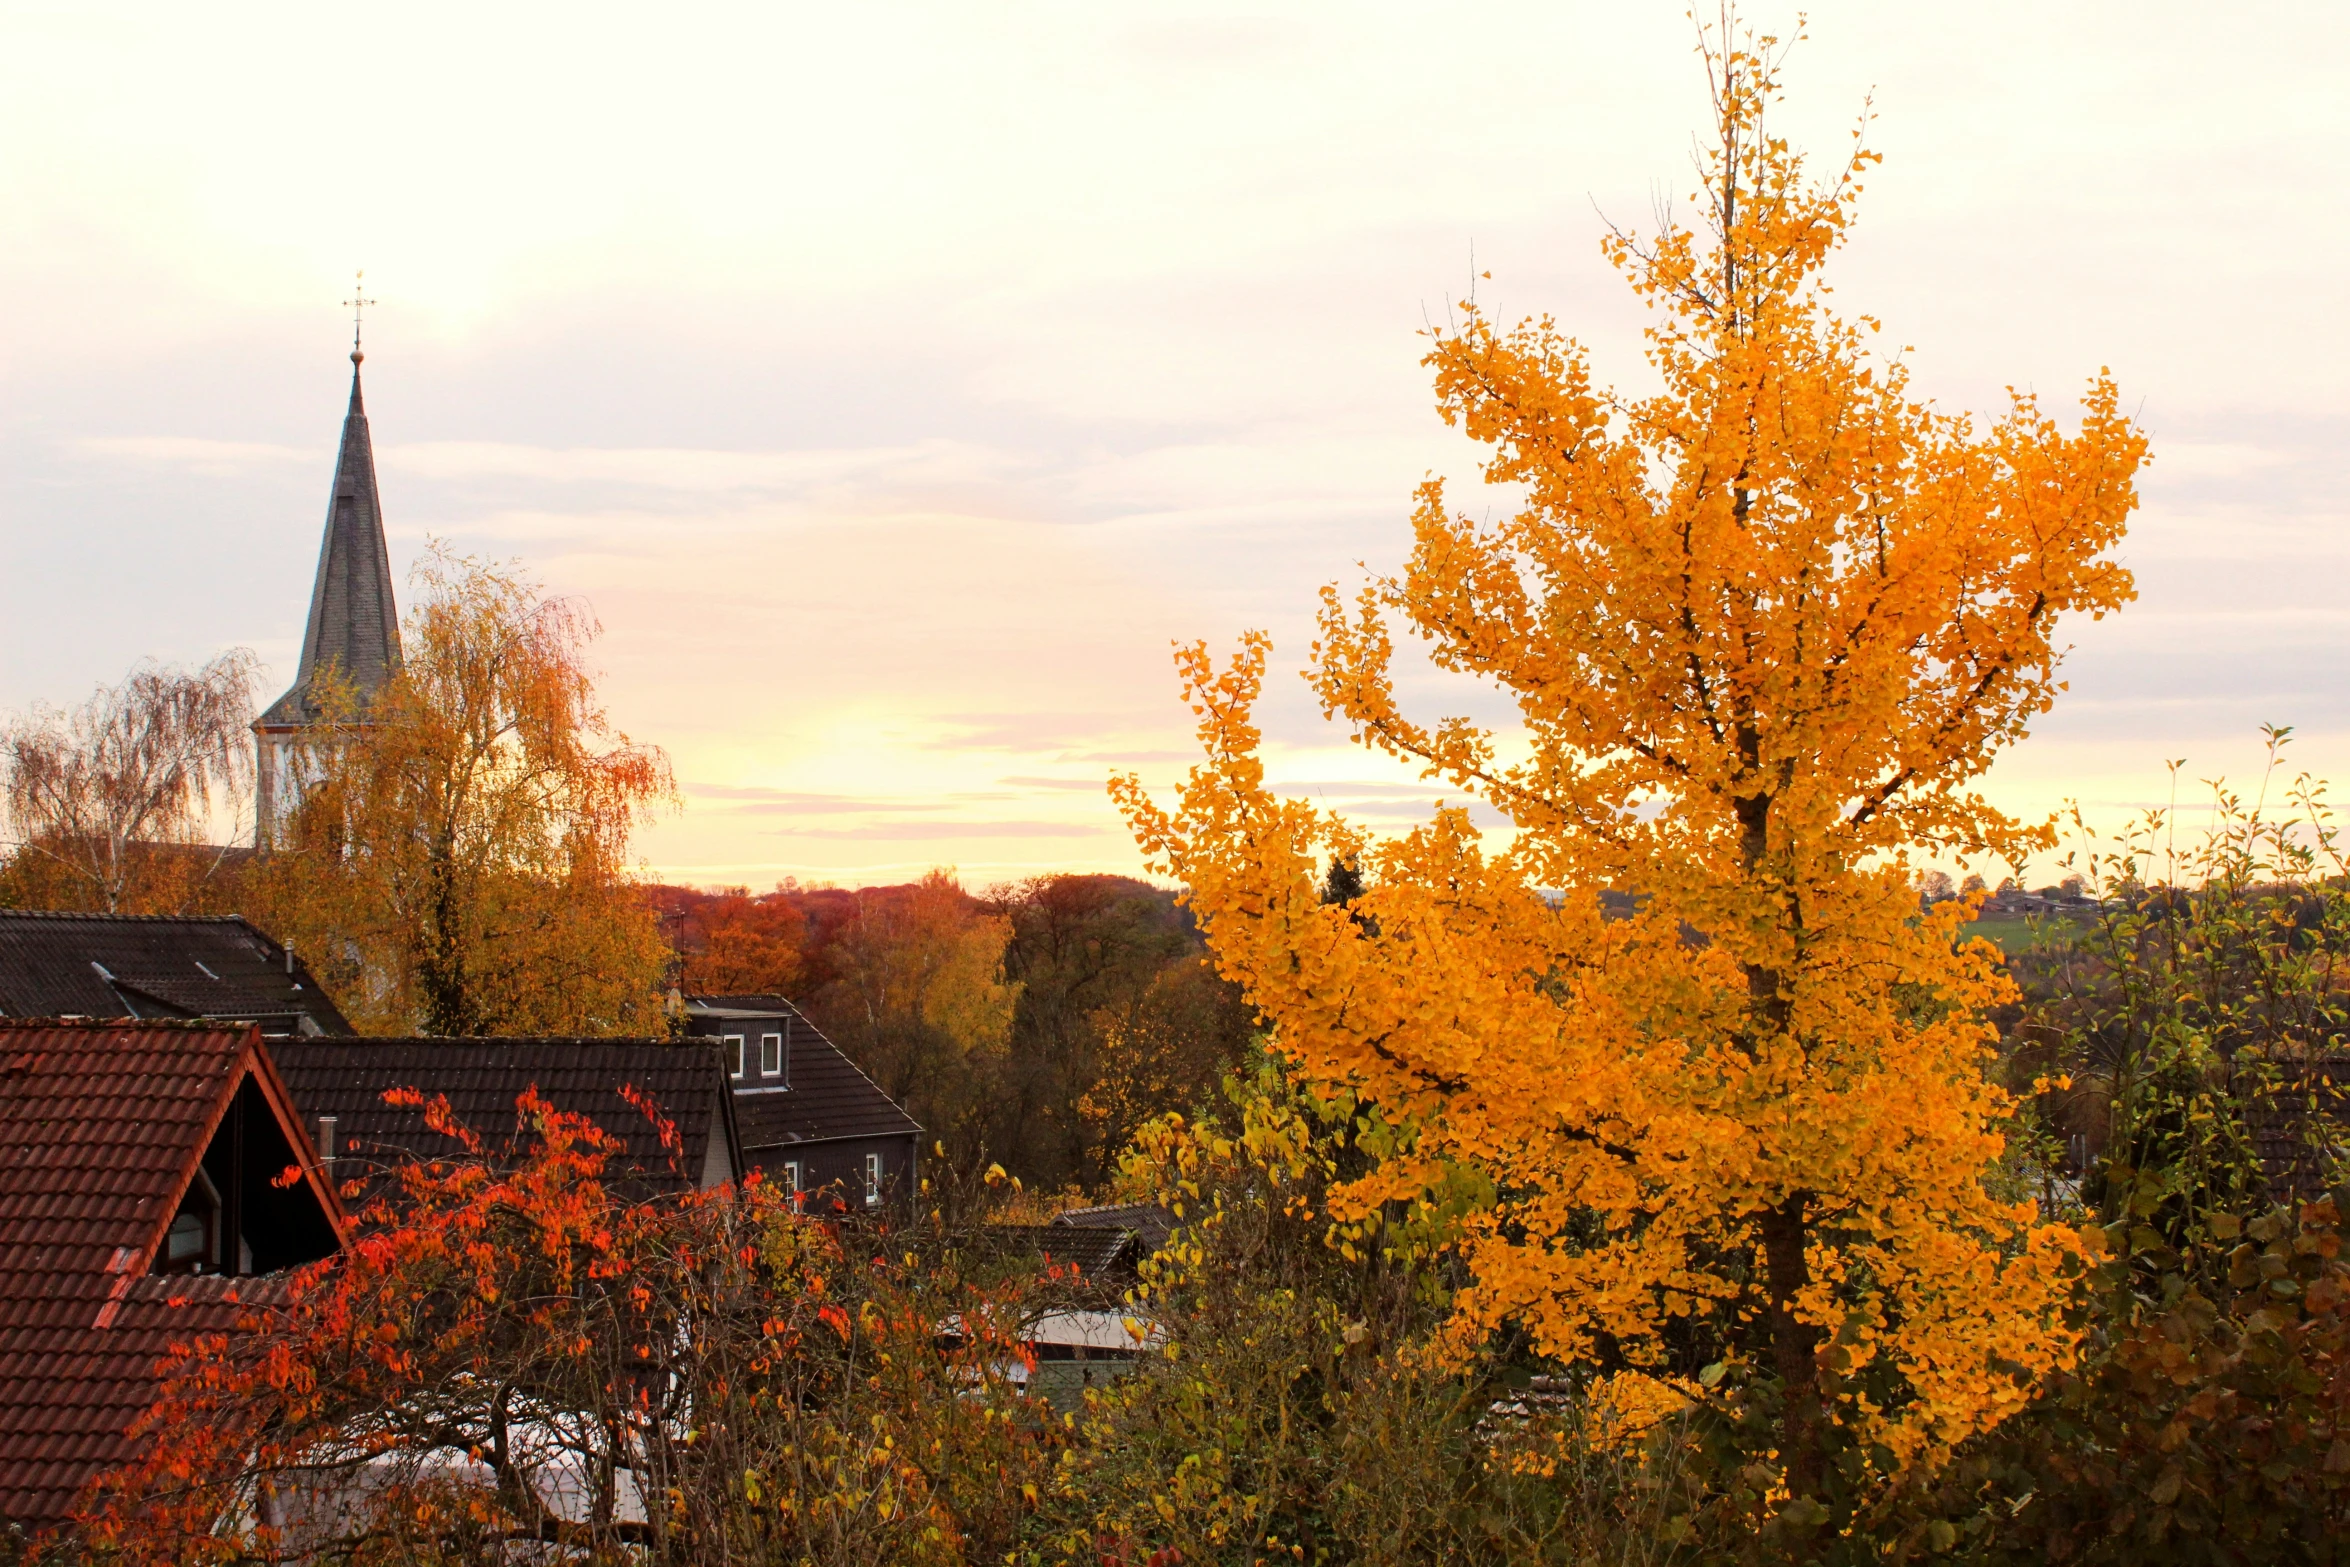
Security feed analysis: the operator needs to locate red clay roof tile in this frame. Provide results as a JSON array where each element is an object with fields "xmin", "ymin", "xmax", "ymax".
[{"xmin": 0, "ymin": 1022, "xmax": 320, "ymax": 1529}]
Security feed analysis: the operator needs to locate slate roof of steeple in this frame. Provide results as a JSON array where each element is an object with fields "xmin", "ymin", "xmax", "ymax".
[{"xmin": 257, "ymin": 361, "xmax": 401, "ymax": 729}]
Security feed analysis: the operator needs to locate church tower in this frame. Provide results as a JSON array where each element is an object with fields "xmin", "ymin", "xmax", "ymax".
[{"xmin": 253, "ymin": 334, "xmax": 402, "ymax": 848}]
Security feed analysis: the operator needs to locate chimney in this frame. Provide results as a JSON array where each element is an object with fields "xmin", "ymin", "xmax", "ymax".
[{"xmin": 316, "ymin": 1114, "xmax": 337, "ymax": 1164}]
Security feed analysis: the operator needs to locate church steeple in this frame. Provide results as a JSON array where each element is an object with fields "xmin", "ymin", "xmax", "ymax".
[
  {"xmin": 253, "ymin": 314, "xmax": 403, "ymax": 845},
  {"xmin": 258, "ymin": 357, "xmax": 403, "ymax": 727}
]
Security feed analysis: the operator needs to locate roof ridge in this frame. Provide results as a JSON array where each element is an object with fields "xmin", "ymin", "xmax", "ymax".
[
  {"xmin": 0, "ymin": 909, "xmax": 251, "ymax": 925},
  {"xmin": 0, "ymin": 1016, "xmax": 257, "ymax": 1033},
  {"xmin": 283, "ymin": 1035, "xmax": 689, "ymax": 1048}
]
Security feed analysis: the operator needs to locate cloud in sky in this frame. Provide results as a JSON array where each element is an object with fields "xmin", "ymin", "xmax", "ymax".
[
  {"xmin": 3, "ymin": 1, "xmax": 2347, "ymax": 886},
  {"xmin": 768, "ymin": 821, "xmax": 1116, "ymax": 842}
]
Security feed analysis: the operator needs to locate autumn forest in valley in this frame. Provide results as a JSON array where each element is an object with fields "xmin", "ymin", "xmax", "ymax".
[{"xmin": 5, "ymin": 7, "xmax": 2349, "ymax": 1564}]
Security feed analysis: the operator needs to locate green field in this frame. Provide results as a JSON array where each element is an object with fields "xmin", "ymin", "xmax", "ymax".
[{"xmin": 1959, "ymin": 911, "xmax": 2085, "ymax": 955}]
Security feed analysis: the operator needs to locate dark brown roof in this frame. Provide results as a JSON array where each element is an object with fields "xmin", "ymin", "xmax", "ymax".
[
  {"xmin": 268, "ymin": 1038, "xmax": 741, "ymax": 1207},
  {"xmin": 1053, "ymin": 1203, "xmax": 1176, "ymax": 1253},
  {"xmin": 256, "ymin": 364, "xmax": 401, "ymax": 730},
  {"xmin": 0, "ymin": 911, "xmax": 353, "ymax": 1036},
  {"xmin": 0, "ymin": 1022, "xmax": 343, "ymax": 1527},
  {"xmin": 982, "ymin": 1223, "xmax": 1144, "ymax": 1279},
  {"xmin": 2250, "ymin": 1060, "xmax": 2350, "ymax": 1200},
  {"xmin": 684, "ymin": 996, "xmax": 921, "ymax": 1150}
]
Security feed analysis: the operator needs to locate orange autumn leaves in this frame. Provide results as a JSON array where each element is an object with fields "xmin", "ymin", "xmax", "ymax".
[
  {"xmin": 1114, "ymin": 35, "xmax": 2145, "ymax": 1494},
  {"xmin": 86, "ymin": 1093, "xmax": 1058, "ymax": 1564}
]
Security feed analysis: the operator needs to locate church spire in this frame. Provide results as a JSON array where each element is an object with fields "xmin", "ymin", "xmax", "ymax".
[
  {"xmin": 259, "ymin": 353, "xmax": 402, "ymax": 727},
  {"xmin": 254, "ymin": 305, "xmax": 403, "ymax": 844}
]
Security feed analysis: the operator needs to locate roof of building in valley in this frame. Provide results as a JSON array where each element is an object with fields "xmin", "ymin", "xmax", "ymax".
[
  {"xmin": 683, "ymin": 995, "xmax": 921, "ymax": 1150},
  {"xmin": 0, "ymin": 911, "xmax": 353, "ymax": 1036},
  {"xmin": 2248, "ymin": 1059, "xmax": 2350, "ymax": 1201},
  {"xmin": 269, "ymin": 1038, "xmax": 741, "ymax": 1206},
  {"xmin": 980, "ymin": 1223, "xmax": 1146, "ymax": 1280},
  {"xmin": 0, "ymin": 1022, "xmax": 343, "ymax": 1527},
  {"xmin": 1052, "ymin": 1202, "xmax": 1177, "ymax": 1254}
]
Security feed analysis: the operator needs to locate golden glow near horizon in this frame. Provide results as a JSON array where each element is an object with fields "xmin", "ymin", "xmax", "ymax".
[{"xmin": 3, "ymin": 3, "xmax": 2346, "ymax": 889}]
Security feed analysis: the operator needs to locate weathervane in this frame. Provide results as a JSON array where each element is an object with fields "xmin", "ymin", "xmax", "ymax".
[{"xmin": 344, "ymin": 270, "xmax": 375, "ymax": 364}]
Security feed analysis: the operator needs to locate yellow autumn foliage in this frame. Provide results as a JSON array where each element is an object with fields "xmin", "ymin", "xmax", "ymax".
[{"xmin": 1113, "ymin": 32, "xmax": 2144, "ymax": 1500}]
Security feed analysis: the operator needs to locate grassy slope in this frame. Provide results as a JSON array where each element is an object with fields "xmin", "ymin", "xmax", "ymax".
[{"xmin": 1960, "ymin": 911, "xmax": 2085, "ymax": 956}]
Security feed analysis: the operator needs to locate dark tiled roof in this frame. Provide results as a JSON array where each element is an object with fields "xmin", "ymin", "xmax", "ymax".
[
  {"xmin": 1053, "ymin": 1203, "xmax": 1177, "ymax": 1253},
  {"xmin": 684, "ymin": 996, "xmax": 920, "ymax": 1150},
  {"xmin": 982, "ymin": 1224, "xmax": 1144, "ymax": 1279},
  {"xmin": 2249, "ymin": 1060, "xmax": 2350, "ymax": 1200},
  {"xmin": 0, "ymin": 1023, "xmax": 314, "ymax": 1526},
  {"xmin": 269, "ymin": 1038, "xmax": 740, "ymax": 1207},
  {"xmin": 0, "ymin": 911, "xmax": 352, "ymax": 1036},
  {"xmin": 257, "ymin": 366, "xmax": 401, "ymax": 729}
]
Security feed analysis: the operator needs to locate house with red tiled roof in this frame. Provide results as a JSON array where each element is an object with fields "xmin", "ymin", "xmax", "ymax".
[{"xmin": 0, "ymin": 1021, "xmax": 346, "ymax": 1533}]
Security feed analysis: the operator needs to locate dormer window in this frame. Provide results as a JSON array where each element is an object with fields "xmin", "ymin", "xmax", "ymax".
[
  {"xmin": 724, "ymin": 1034, "xmax": 745, "ymax": 1080},
  {"xmin": 161, "ymin": 1167, "xmax": 223, "ymax": 1274},
  {"xmin": 760, "ymin": 1032, "xmax": 782, "ymax": 1078}
]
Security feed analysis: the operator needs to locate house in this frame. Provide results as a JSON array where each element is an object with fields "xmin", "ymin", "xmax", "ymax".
[
  {"xmin": 0, "ymin": 910, "xmax": 354, "ymax": 1037},
  {"xmin": 268, "ymin": 1038, "xmax": 744, "ymax": 1210},
  {"xmin": 972, "ymin": 1207, "xmax": 1178, "ymax": 1408},
  {"xmin": 680, "ymin": 994, "xmax": 921, "ymax": 1212},
  {"xmin": 0, "ymin": 1021, "xmax": 346, "ymax": 1531},
  {"xmin": 252, "ymin": 341, "xmax": 403, "ymax": 846}
]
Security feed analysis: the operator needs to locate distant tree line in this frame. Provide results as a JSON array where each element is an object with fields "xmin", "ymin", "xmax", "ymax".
[{"xmin": 647, "ymin": 869, "xmax": 1256, "ymax": 1191}]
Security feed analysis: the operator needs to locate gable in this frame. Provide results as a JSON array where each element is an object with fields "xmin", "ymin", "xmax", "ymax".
[
  {"xmin": 0, "ymin": 1022, "xmax": 345, "ymax": 1526},
  {"xmin": 163, "ymin": 1076, "xmax": 344, "ymax": 1280},
  {"xmin": 700, "ymin": 1086, "xmax": 739, "ymax": 1189}
]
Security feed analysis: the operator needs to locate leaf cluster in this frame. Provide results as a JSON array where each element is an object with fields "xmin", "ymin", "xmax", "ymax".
[
  {"xmin": 1028, "ymin": 1056, "xmax": 1698, "ymax": 1567},
  {"xmin": 78, "ymin": 1093, "xmax": 1072, "ymax": 1566},
  {"xmin": 246, "ymin": 545, "xmax": 674, "ymax": 1036},
  {"xmin": 1907, "ymin": 1199, "xmax": 2350, "ymax": 1565}
]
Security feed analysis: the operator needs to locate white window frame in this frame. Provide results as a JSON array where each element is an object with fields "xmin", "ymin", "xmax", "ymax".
[
  {"xmin": 783, "ymin": 1160, "xmax": 802, "ymax": 1211},
  {"xmin": 161, "ymin": 1166, "xmax": 223, "ymax": 1274},
  {"xmin": 723, "ymin": 1034, "xmax": 745, "ymax": 1080},
  {"xmin": 864, "ymin": 1152, "xmax": 883, "ymax": 1208},
  {"xmin": 760, "ymin": 1032, "xmax": 782, "ymax": 1077}
]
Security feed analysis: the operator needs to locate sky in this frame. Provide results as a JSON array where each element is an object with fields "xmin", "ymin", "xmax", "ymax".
[{"xmin": 2, "ymin": 2, "xmax": 2344, "ymax": 891}]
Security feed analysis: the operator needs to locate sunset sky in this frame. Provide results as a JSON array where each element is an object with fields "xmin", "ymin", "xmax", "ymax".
[{"xmin": 3, "ymin": 2, "xmax": 2344, "ymax": 889}]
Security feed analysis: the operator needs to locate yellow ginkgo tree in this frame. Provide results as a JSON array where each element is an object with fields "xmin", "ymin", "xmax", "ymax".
[{"xmin": 1113, "ymin": 28, "xmax": 2146, "ymax": 1506}]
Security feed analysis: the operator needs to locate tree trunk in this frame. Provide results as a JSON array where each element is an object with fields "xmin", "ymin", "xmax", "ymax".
[
  {"xmin": 420, "ymin": 845, "xmax": 472, "ymax": 1036},
  {"xmin": 1760, "ymin": 1191, "xmax": 1825, "ymax": 1500}
]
